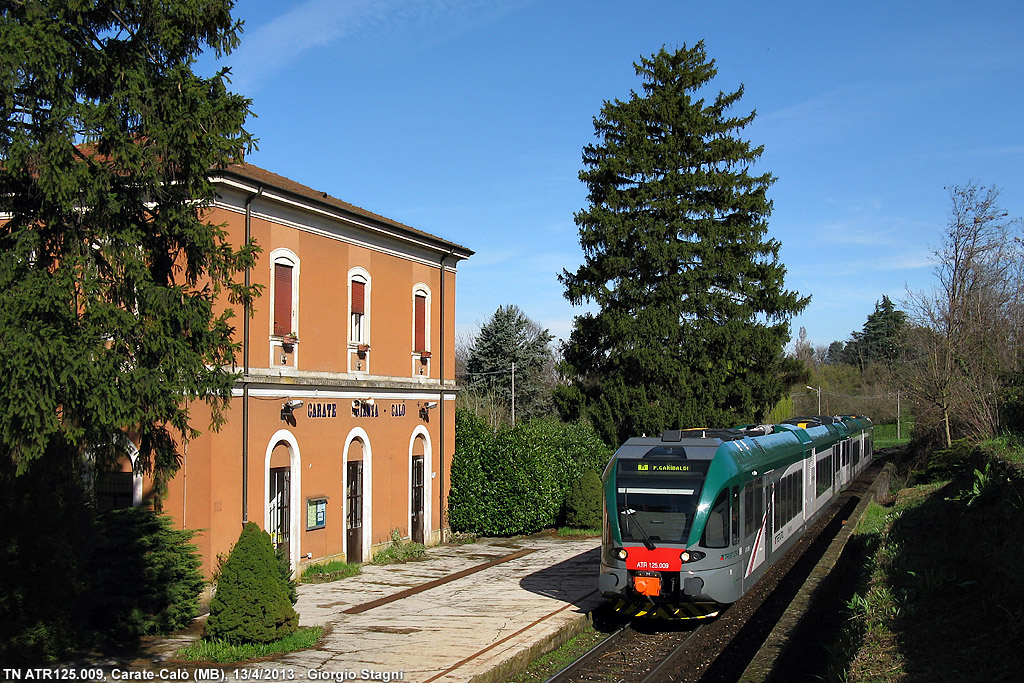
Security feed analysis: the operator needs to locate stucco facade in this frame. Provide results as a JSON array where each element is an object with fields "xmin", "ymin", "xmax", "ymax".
[{"xmin": 154, "ymin": 163, "xmax": 471, "ymax": 577}]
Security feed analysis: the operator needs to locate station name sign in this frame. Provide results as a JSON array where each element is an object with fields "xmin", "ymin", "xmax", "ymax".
[{"xmin": 303, "ymin": 401, "xmax": 408, "ymax": 419}]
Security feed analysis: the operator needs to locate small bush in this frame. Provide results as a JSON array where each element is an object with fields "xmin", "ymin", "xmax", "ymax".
[
  {"xmin": 564, "ymin": 470, "xmax": 603, "ymax": 529},
  {"xmin": 90, "ymin": 507, "xmax": 204, "ymax": 639},
  {"xmin": 276, "ymin": 544, "xmax": 297, "ymax": 605},
  {"xmin": 206, "ymin": 523, "xmax": 298, "ymax": 644},
  {"xmin": 448, "ymin": 531, "xmax": 478, "ymax": 545},
  {"xmin": 372, "ymin": 529, "xmax": 426, "ymax": 565}
]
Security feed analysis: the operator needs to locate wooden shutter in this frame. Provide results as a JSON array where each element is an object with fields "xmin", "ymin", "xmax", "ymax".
[
  {"xmin": 351, "ymin": 280, "xmax": 365, "ymax": 315},
  {"xmin": 414, "ymin": 294, "xmax": 426, "ymax": 352},
  {"xmin": 274, "ymin": 263, "xmax": 293, "ymax": 335}
]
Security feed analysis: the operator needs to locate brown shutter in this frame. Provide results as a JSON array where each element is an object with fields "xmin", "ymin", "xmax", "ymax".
[
  {"xmin": 274, "ymin": 263, "xmax": 293, "ymax": 335},
  {"xmin": 351, "ymin": 280, "xmax": 365, "ymax": 315},
  {"xmin": 414, "ymin": 294, "xmax": 426, "ymax": 352}
]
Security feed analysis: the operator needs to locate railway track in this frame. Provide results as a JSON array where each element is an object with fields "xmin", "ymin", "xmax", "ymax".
[
  {"xmin": 537, "ymin": 459, "xmax": 886, "ymax": 683},
  {"xmin": 543, "ymin": 622, "xmax": 703, "ymax": 683}
]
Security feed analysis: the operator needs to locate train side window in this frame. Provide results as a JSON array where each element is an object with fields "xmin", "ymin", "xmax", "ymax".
[
  {"xmin": 819, "ymin": 454, "xmax": 827, "ymax": 497},
  {"xmin": 703, "ymin": 490, "xmax": 729, "ymax": 549},
  {"xmin": 783, "ymin": 474, "xmax": 791, "ymax": 523},
  {"xmin": 754, "ymin": 481, "xmax": 763, "ymax": 530},
  {"xmin": 731, "ymin": 487, "xmax": 740, "ymax": 546},
  {"xmin": 743, "ymin": 483, "xmax": 754, "ymax": 536},
  {"xmin": 796, "ymin": 473, "xmax": 804, "ymax": 518}
]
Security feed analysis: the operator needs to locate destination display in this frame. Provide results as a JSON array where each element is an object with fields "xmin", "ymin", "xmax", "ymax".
[{"xmin": 617, "ymin": 459, "xmax": 709, "ymax": 476}]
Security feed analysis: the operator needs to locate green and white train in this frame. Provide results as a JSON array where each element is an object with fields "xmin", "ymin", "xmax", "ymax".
[{"xmin": 599, "ymin": 415, "xmax": 874, "ymax": 619}]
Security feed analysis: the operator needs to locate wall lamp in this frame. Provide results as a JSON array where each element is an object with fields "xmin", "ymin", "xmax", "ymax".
[
  {"xmin": 281, "ymin": 399, "xmax": 304, "ymax": 422},
  {"xmin": 418, "ymin": 401, "xmax": 438, "ymax": 420}
]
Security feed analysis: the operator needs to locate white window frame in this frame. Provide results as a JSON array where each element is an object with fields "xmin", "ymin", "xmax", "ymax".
[
  {"xmin": 348, "ymin": 267, "xmax": 371, "ymax": 347},
  {"xmin": 269, "ymin": 248, "xmax": 299, "ymax": 339}
]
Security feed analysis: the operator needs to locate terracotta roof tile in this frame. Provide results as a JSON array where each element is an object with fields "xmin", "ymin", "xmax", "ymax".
[{"xmin": 218, "ymin": 161, "xmax": 472, "ymax": 257}]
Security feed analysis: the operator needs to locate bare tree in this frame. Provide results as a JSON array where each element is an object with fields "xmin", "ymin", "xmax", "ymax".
[{"xmin": 903, "ymin": 183, "xmax": 1023, "ymax": 446}]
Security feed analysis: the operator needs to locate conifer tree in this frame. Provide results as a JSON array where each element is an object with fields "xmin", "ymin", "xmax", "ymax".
[
  {"xmin": 206, "ymin": 522, "xmax": 297, "ymax": 644},
  {"xmin": 0, "ymin": 1, "xmax": 259, "ymax": 485},
  {"xmin": 558, "ymin": 43, "xmax": 808, "ymax": 443},
  {"xmin": 464, "ymin": 305, "xmax": 554, "ymax": 423}
]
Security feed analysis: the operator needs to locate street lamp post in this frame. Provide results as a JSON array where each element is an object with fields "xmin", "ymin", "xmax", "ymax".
[{"xmin": 806, "ymin": 386, "xmax": 821, "ymax": 415}]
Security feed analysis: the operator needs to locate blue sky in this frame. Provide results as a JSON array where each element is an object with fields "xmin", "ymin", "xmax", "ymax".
[{"xmin": 199, "ymin": 0, "xmax": 1023, "ymax": 349}]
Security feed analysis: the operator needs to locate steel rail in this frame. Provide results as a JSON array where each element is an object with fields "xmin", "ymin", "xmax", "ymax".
[
  {"xmin": 541, "ymin": 624, "xmax": 629, "ymax": 683},
  {"xmin": 636, "ymin": 625, "xmax": 706, "ymax": 683}
]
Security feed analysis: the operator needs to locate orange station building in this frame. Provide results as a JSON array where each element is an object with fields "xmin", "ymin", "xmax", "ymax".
[{"xmin": 105, "ymin": 163, "xmax": 472, "ymax": 576}]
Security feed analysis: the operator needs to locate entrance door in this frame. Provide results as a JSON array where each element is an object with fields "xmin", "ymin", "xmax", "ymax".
[
  {"xmin": 269, "ymin": 466, "xmax": 291, "ymax": 559},
  {"xmin": 346, "ymin": 460, "xmax": 363, "ymax": 563},
  {"xmin": 411, "ymin": 455, "xmax": 424, "ymax": 544}
]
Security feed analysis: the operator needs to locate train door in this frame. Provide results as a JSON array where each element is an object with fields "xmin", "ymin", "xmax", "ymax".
[
  {"xmin": 815, "ymin": 446, "xmax": 834, "ymax": 512},
  {"xmin": 835, "ymin": 442, "xmax": 845, "ymax": 489},
  {"xmin": 743, "ymin": 477, "xmax": 767, "ymax": 579},
  {"xmin": 804, "ymin": 451, "xmax": 814, "ymax": 522}
]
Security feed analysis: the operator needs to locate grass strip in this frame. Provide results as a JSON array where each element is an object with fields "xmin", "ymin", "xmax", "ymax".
[{"xmin": 177, "ymin": 626, "xmax": 323, "ymax": 663}]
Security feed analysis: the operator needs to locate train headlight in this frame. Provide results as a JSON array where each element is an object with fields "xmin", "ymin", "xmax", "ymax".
[
  {"xmin": 680, "ymin": 550, "xmax": 705, "ymax": 563},
  {"xmin": 616, "ymin": 548, "xmax": 628, "ymax": 561}
]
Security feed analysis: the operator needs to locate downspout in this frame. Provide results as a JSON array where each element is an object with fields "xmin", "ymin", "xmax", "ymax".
[
  {"xmin": 439, "ymin": 248, "xmax": 454, "ymax": 536},
  {"xmin": 242, "ymin": 187, "xmax": 263, "ymax": 524}
]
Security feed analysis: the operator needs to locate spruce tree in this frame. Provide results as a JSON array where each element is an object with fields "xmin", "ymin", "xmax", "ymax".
[
  {"xmin": 206, "ymin": 523, "xmax": 297, "ymax": 644},
  {"xmin": 558, "ymin": 43, "xmax": 808, "ymax": 444},
  {"xmin": 464, "ymin": 305, "xmax": 554, "ymax": 423},
  {"xmin": 0, "ymin": 1, "xmax": 259, "ymax": 485}
]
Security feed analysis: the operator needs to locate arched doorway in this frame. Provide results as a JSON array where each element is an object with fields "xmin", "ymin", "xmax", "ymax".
[
  {"xmin": 268, "ymin": 441, "xmax": 291, "ymax": 560},
  {"xmin": 408, "ymin": 427, "xmax": 432, "ymax": 546},
  {"xmin": 264, "ymin": 430, "xmax": 301, "ymax": 571},
  {"xmin": 346, "ymin": 437, "xmax": 365, "ymax": 563},
  {"xmin": 411, "ymin": 436, "xmax": 426, "ymax": 544}
]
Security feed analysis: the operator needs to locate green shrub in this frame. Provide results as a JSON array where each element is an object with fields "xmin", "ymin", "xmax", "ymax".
[
  {"xmin": 90, "ymin": 507, "xmax": 204, "ymax": 639},
  {"xmin": 448, "ymin": 410, "xmax": 492, "ymax": 532},
  {"xmin": 276, "ymin": 544, "xmax": 297, "ymax": 605},
  {"xmin": 565, "ymin": 470, "xmax": 603, "ymax": 529},
  {"xmin": 0, "ymin": 446, "xmax": 98, "ymax": 663},
  {"xmin": 372, "ymin": 529, "xmax": 426, "ymax": 564},
  {"xmin": 449, "ymin": 410, "xmax": 612, "ymax": 536},
  {"xmin": 206, "ymin": 523, "xmax": 298, "ymax": 644}
]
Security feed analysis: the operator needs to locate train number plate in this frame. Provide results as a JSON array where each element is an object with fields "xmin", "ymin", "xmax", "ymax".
[{"xmin": 625, "ymin": 546, "xmax": 682, "ymax": 572}]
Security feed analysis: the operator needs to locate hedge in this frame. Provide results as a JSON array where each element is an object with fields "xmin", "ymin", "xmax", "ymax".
[{"xmin": 449, "ymin": 410, "xmax": 612, "ymax": 535}]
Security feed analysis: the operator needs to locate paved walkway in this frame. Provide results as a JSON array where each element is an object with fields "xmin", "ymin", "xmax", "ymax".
[{"xmin": 139, "ymin": 534, "xmax": 603, "ymax": 683}]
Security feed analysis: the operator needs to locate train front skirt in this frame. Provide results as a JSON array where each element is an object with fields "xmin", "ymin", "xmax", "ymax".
[{"xmin": 609, "ymin": 598, "xmax": 722, "ymax": 620}]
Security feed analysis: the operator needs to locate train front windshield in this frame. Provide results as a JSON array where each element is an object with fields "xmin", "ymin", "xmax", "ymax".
[{"xmin": 616, "ymin": 458, "xmax": 708, "ymax": 543}]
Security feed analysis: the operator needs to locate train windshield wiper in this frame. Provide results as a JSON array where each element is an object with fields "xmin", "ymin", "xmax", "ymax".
[{"xmin": 622, "ymin": 508, "xmax": 657, "ymax": 551}]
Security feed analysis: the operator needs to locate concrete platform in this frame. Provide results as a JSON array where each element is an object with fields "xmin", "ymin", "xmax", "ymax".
[{"xmin": 138, "ymin": 535, "xmax": 603, "ymax": 683}]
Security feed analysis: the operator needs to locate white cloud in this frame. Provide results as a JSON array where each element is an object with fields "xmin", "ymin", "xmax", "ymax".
[{"xmin": 223, "ymin": 0, "xmax": 521, "ymax": 94}]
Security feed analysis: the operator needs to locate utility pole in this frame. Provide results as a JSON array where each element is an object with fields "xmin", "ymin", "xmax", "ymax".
[
  {"xmin": 511, "ymin": 362, "xmax": 516, "ymax": 426},
  {"xmin": 806, "ymin": 386, "xmax": 821, "ymax": 414}
]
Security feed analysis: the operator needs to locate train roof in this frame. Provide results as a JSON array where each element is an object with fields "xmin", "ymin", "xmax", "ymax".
[
  {"xmin": 608, "ymin": 417, "xmax": 873, "ymax": 477},
  {"xmin": 611, "ymin": 426, "xmax": 779, "ymax": 462}
]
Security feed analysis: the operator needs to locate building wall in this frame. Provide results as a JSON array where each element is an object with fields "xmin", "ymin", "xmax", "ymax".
[{"xmin": 160, "ymin": 170, "xmax": 468, "ymax": 577}]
